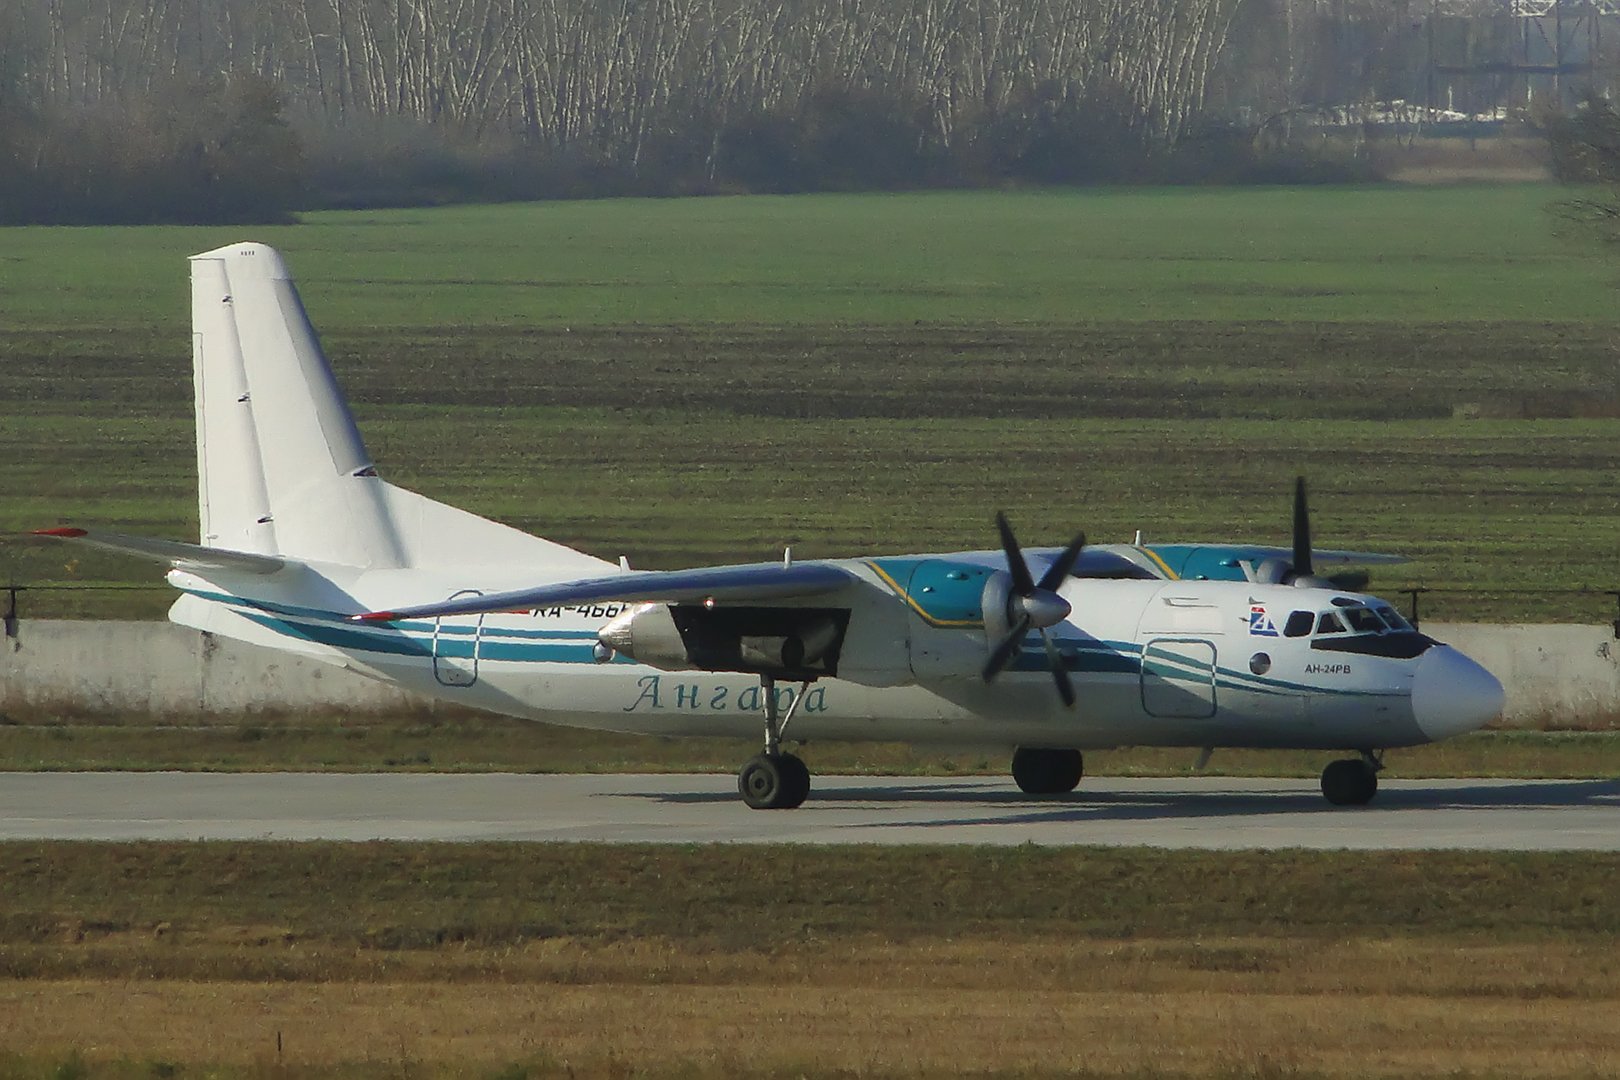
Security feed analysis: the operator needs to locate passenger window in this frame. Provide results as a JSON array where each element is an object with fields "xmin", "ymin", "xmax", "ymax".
[
  {"xmin": 1316, "ymin": 612, "xmax": 1346, "ymax": 635},
  {"xmin": 1284, "ymin": 611, "xmax": 1314, "ymax": 638},
  {"xmin": 1345, "ymin": 607, "xmax": 1385, "ymax": 634}
]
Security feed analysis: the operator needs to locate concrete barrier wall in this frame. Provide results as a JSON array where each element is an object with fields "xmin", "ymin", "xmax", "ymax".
[
  {"xmin": 0, "ymin": 620, "xmax": 428, "ymax": 714},
  {"xmin": 1, "ymin": 620, "xmax": 1616, "ymax": 724},
  {"xmin": 1425, "ymin": 622, "xmax": 1620, "ymax": 725}
]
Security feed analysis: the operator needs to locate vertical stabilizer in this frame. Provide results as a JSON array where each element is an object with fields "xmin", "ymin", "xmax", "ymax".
[
  {"xmin": 187, "ymin": 242, "xmax": 610, "ymax": 579},
  {"xmin": 190, "ymin": 243, "xmax": 406, "ymax": 569}
]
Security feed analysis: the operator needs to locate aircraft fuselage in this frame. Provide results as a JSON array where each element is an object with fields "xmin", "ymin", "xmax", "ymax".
[{"xmin": 167, "ymin": 559, "xmax": 1498, "ymax": 754}]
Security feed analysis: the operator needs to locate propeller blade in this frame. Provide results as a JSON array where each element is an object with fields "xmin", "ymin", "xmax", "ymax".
[
  {"xmin": 1292, "ymin": 476, "xmax": 1313, "ymax": 579},
  {"xmin": 982, "ymin": 613, "xmax": 1032, "ymax": 682},
  {"xmin": 985, "ymin": 514, "xmax": 1082, "ymax": 709},
  {"xmin": 995, "ymin": 511, "xmax": 1035, "ymax": 597},
  {"xmin": 1040, "ymin": 628, "xmax": 1076, "ymax": 707},
  {"xmin": 1036, "ymin": 531, "xmax": 1087, "ymax": 592}
]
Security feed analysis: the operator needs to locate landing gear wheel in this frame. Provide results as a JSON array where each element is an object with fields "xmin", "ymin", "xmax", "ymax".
[
  {"xmin": 738, "ymin": 674, "xmax": 815, "ymax": 809},
  {"xmin": 776, "ymin": 753, "xmax": 811, "ymax": 808},
  {"xmin": 1321, "ymin": 758, "xmax": 1378, "ymax": 806},
  {"xmin": 738, "ymin": 753, "xmax": 811, "ymax": 810},
  {"xmin": 1011, "ymin": 748, "xmax": 1083, "ymax": 794}
]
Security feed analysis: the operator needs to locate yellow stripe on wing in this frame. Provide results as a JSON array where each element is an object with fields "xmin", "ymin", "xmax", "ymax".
[
  {"xmin": 1136, "ymin": 547, "xmax": 1180, "ymax": 580},
  {"xmin": 865, "ymin": 561, "xmax": 985, "ymax": 628}
]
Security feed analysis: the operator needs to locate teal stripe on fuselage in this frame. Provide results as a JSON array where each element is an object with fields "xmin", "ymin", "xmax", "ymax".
[
  {"xmin": 240, "ymin": 611, "xmax": 432, "ymax": 657},
  {"xmin": 198, "ymin": 589, "xmax": 620, "ymax": 664},
  {"xmin": 1008, "ymin": 648, "xmax": 1140, "ymax": 675},
  {"xmin": 239, "ymin": 610, "xmax": 614, "ymax": 663},
  {"xmin": 183, "ymin": 587, "xmax": 600, "ymax": 639}
]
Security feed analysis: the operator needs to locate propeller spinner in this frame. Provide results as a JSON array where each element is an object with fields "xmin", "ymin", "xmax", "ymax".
[{"xmin": 981, "ymin": 513, "xmax": 1085, "ymax": 707}]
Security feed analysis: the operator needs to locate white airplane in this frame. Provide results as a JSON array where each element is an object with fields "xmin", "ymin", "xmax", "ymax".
[{"xmin": 38, "ymin": 242, "xmax": 1504, "ymax": 810}]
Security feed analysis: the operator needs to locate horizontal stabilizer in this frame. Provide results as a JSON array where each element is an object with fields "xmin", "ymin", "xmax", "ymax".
[
  {"xmin": 33, "ymin": 527, "xmax": 286, "ymax": 576},
  {"xmin": 356, "ymin": 562, "xmax": 856, "ymax": 622}
]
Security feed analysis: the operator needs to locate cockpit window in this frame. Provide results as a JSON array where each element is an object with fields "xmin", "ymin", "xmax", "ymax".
[
  {"xmin": 1310, "ymin": 601, "xmax": 1433, "ymax": 658},
  {"xmin": 1284, "ymin": 610, "xmax": 1314, "ymax": 638},
  {"xmin": 1343, "ymin": 606, "xmax": 1386, "ymax": 634},
  {"xmin": 1375, "ymin": 606, "xmax": 1412, "ymax": 631},
  {"xmin": 1312, "ymin": 629, "xmax": 1436, "ymax": 659}
]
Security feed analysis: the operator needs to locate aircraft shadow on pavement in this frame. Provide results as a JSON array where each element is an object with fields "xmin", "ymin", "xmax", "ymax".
[{"xmin": 629, "ymin": 778, "xmax": 1620, "ymax": 829}]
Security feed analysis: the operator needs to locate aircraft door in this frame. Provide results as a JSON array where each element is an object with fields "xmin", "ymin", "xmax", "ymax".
[
  {"xmin": 1140, "ymin": 638, "xmax": 1217, "ymax": 718},
  {"xmin": 432, "ymin": 589, "xmax": 485, "ymax": 687}
]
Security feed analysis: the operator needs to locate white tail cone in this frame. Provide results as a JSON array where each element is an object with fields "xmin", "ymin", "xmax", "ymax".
[{"xmin": 1411, "ymin": 646, "xmax": 1505, "ymax": 741}]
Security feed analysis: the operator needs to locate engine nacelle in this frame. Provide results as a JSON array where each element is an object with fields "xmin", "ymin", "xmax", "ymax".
[
  {"xmin": 1252, "ymin": 557, "xmax": 1332, "ymax": 589},
  {"xmin": 598, "ymin": 603, "xmax": 690, "ymax": 670},
  {"xmin": 598, "ymin": 603, "xmax": 849, "ymax": 678}
]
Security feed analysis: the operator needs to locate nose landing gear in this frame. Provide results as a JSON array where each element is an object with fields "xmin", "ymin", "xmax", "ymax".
[
  {"xmin": 1321, "ymin": 751, "xmax": 1381, "ymax": 806},
  {"xmin": 1011, "ymin": 747, "xmax": 1084, "ymax": 794}
]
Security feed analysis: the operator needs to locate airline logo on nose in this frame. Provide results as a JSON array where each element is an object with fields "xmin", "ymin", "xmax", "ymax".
[{"xmin": 1248, "ymin": 605, "xmax": 1279, "ymax": 637}]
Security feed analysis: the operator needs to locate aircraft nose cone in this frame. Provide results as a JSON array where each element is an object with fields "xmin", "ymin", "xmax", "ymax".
[{"xmin": 1411, "ymin": 646, "xmax": 1504, "ymax": 741}]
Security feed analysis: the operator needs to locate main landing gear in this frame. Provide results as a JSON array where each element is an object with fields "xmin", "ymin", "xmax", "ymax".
[
  {"xmin": 1321, "ymin": 751, "xmax": 1381, "ymax": 806},
  {"xmin": 1011, "ymin": 747, "xmax": 1084, "ymax": 795},
  {"xmin": 737, "ymin": 675, "xmax": 814, "ymax": 810}
]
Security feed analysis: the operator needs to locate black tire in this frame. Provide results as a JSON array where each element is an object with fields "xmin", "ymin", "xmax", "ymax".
[
  {"xmin": 1011, "ymin": 747, "xmax": 1084, "ymax": 794},
  {"xmin": 737, "ymin": 753, "xmax": 810, "ymax": 810},
  {"xmin": 777, "ymin": 753, "xmax": 811, "ymax": 809},
  {"xmin": 1321, "ymin": 758, "xmax": 1378, "ymax": 806},
  {"xmin": 738, "ymin": 754, "xmax": 786, "ymax": 809}
]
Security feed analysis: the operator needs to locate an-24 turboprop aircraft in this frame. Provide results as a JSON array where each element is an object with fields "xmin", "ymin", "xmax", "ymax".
[{"xmin": 39, "ymin": 243, "xmax": 1505, "ymax": 810}]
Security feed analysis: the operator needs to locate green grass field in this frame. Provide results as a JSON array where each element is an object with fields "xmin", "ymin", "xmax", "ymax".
[
  {"xmin": 5, "ymin": 186, "xmax": 1618, "ymax": 327},
  {"xmin": 3, "ymin": 184, "xmax": 1619, "ymax": 620}
]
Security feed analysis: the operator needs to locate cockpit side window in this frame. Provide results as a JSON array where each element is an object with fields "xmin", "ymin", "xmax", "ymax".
[
  {"xmin": 1344, "ymin": 607, "xmax": 1385, "ymax": 634},
  {"xmin": 1375, "ymin": 606, "xmax": 1412, "ymax": 631},
  {"xmin": 1284, "ymin": 610, "xmax": 1314, "ymax": 638},
  {"xmin": 1316, "ymin": 612, "xmax": 1346, "ymax": 635}
]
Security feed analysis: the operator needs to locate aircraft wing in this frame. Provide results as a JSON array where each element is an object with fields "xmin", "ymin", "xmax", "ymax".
[
  {"xmin": 1139, "ymin": 542, "xmax": 1407, "ymax": 582},
  {"xmin": 32, "ymin": 527, "xmax": 286, "ymax": 575},
  {"xmin": 355, "ymin": 562, "xmax": 857, "ymax": 622},
  {"xmin": 1308, "ymin": 548, "xmax": 1407, "ymax": 565}
]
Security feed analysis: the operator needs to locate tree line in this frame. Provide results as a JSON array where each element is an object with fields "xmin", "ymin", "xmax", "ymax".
[{"xmin": 0, "ymin": 0, "xmax": 1599, "ymax": 223}]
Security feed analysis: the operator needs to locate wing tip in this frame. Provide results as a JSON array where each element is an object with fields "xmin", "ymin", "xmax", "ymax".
[
  {"xmin": 352, "ymin": 611, "xmax": 397, "ymax": 623},
  {"xmin": 33, "ymin": 527, "xmax": 88, "ymax": 538}
]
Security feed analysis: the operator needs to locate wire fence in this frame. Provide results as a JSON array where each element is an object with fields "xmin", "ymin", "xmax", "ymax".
[
  {"xmin": 1392, "ymin": 587, "xmax": 1620, "ymax": 636},
  {"xmin": 3, "ymin": 583, "xmax": 177, "ymax": 639}
]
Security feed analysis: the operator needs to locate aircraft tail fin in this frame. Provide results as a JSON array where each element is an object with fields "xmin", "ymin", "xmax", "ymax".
[{"xmin": 188, "ymin": 243, "xmax": 605, "ymax": 576}]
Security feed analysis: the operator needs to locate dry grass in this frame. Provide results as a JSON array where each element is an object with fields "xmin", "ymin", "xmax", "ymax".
[
  {"xmin": 0, "ymin": 939, "xmax": 1617, "ymax": 1077},
  {"xmin": 1, "ymin": 844, "xmax": 1617, "ymax": 1076}
]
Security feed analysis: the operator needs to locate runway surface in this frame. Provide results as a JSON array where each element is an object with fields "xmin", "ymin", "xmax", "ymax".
[{"xmin": 1, "ymin": 772, "xmax": 1617, "ymax": 848}]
